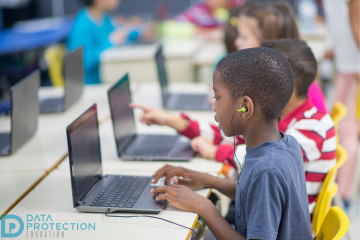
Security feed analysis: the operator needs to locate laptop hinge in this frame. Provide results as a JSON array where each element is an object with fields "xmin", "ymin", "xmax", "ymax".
[
  {"xmin": 77, "ymin": 200, "xmax": 85, "ymax": 206},
  {"xmin": 80, "ymin": 175, "xmax": 103, "ymax": 203},
  {"xmin": 119, "ymin": 135, "xmax": 137, "ymax": 154}
]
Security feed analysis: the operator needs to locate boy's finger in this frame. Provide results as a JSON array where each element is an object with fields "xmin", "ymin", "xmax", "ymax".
[
  {"xmin": 173, "ymin": 176, "xmax": 191, "ymax": 186},
  {"xmin": 164, "ymin": 168, "xmax": 184, "ymax": 185},
  {"xmin": 129, "ymin": 103, "xmax": 151, "ymax": 112},
  {"xmin": 151, "ymin": 165, "xmax": 175, "ymax": 182},
  {"xmin": 155, "ymin": 193, "xmax": 175, "ymax": 202},
  {"xmin": 151, "ymin": 185, "xmax": 176, "ymax": 195}
]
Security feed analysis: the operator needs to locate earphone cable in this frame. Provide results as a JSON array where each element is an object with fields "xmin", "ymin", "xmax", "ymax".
[
  {"xmin": 231, "ymin": 111, "xmax": 244, "ymax": 174},
  {"xmin": 105, "ymin": 209, "xmax": 198, "ymax": 240}
]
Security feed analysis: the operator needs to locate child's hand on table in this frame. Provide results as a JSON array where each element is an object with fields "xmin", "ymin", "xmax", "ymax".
[
  {"xmin": 151, "ymin": 164, "xmax": 213, "ymax": 213},
  {"xmin": 129, "ymin": 103, "xmax": 188, "ymax": 131},
  {"xmin": 191, "ymin": 136, "xmax": 217, "ymax": 159},
  {"xmin": 151, "ymin": 164, "xmax": 209, "ymax": 188},
  {"xmin": 151, "ymin": 184, "xmax": 209, "ymax": 213}
]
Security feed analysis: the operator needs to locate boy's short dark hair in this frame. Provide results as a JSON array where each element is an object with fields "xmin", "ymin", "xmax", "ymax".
[
  {"xmin": 80, "ymin": 0, "xmax": 94, "ymax": 6},
  {"xmin": 215, "ymin": 47, "xmax": 294, "ymax": 121},
  {"xmin": 261, "ymin": 39, "xmax": 317, "ymax": 98}
]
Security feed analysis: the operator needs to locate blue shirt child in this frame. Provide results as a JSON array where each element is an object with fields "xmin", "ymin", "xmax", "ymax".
[
  {"xmin": 67, "ymin": 9, "xmax": 140, "ymax": 85},
  {"xmin": 235, "ymin": 132, "xmax": 313, "ymax": 240}
]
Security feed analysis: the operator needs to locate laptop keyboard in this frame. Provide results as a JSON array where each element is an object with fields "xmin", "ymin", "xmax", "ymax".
[
  {"xmin": 90, "ymin": 176, "xmax": 152, "ymax": 208},
  {"xmin": 40, "ymin": 98, "xmax": 62, "ymax": 112},
  {"xmin": 132, "ymin": 135, "xmax": 177, "ymax": 156},
  {"xmin": 0, "ymin": 133, "xmax": 10, "ymax": 154}
]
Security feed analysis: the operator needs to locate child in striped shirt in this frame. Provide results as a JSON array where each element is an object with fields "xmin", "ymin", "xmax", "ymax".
[{"xmin": 131, "ymin": 39, "xmax": 336, "ymax": 217}]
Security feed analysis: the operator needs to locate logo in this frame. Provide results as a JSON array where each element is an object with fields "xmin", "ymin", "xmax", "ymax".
[
  {"xmin": 1, "ymin": 215, "xmax": 24, "ymax": 238},
  {"xmin": 1, "ymin": 214, "xmax": 95, "ymax": 238}
]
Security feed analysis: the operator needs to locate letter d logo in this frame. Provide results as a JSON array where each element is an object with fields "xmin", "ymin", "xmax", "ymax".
[{"xmin": 1, "ymin": 215, "xmax": 24, "ymax": 238}]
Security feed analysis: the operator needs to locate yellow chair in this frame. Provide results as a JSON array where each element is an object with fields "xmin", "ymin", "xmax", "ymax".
[
  {"xmin": 330, "ymin": 102, "xmax": 347, "ymax": 143},
  {"xmin": 312, "ymin": 145, "xmax": 348, "ymax": 234},
  {"xmin": 315, "ymin": 206, "xmax": 349, "ymax": 240},
  {"xmin": 44, "ymin": 44, "xmax": 66, "ymax": 87}
]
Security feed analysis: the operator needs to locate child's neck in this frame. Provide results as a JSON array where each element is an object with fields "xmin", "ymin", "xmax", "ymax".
[
  {"xmin": 243, "ymin": 119, "xmax": 281, "ymax": 149},
  {"xmin": 279, "ymin": 94, "xmax": 306, "ymax": 121},
  {"xmin": 88, "ymin": 6, "xmax": 105, "ymax": 20}
]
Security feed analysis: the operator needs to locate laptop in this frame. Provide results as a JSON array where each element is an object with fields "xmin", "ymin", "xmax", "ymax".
[
  {"xmin": 108, "ymin": 74, "xmax": 195, "ymax": 161},
  {"xmin": 0, "ymin": 70, "xmax": 39, "ymax": 156},
  {"xmin": 66, "ymin": 104, "xmax": 166, "ymax": 213},
  {"xmin": 155, "ymin": 44, "xmax": 211, "ymax": 110},
  {"xmin": 39, "ymin": 46, "xmax": 84, "ymax": 113}
]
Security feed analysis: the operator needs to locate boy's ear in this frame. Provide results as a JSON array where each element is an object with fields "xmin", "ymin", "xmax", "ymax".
[{"xmin": 240, "ymin": 96, "xmax": 254, "ymax": 120}]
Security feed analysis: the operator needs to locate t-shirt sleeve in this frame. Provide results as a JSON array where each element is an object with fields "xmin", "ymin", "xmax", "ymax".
[{"xmin": 246, "ymin": 171, "xmax": 285, "ymax": 240}]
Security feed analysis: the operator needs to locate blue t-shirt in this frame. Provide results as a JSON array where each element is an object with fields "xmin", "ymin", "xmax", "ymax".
[
  {"xmin": 235, "ymin": 132, "xmax": 312, "ymax": 240},
  {"xmin": 67, "ymin": 8, "xmax": 114, "ymax": 84}
]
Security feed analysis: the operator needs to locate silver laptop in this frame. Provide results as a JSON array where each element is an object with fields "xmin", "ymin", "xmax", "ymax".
[
  {"xmin": 66, "ymin": 104, "xmax": 166, "ymax": 213},
  {"xmin": 0, "ymin": 70, "xmax": 39, "ymax": 156},
  {"xmin": 155, "ymin": 44, "xmax": 211, "ymax": 110},
  {"xmin": 39, "ymin": 46, "xmax": 84, "ymax": 113},
  {"xmin": 108, "ymin": 74, "xmax": 195, "ymax": 161}
]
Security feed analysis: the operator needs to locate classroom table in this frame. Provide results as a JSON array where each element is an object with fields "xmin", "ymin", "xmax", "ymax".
[
  {"xmin": 0, "ymin": 84, "xmax": 112, "ymax": 173},
  {"xmin": 0, "ymin": 171, "xmax": 44, "ymax": 215},
  {"xmin": 7, "ymin": 168, "xmax": 213, "ymax": 240},
  {"xmin": 0, "ymin": 82, "xmax": 225, "ymax": 240},
  {"xmin": 100, "ymin": 39, "xmax": 201, "ymax": 84}
]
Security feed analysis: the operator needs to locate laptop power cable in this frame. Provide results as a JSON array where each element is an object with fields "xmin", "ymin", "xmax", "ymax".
[{"xmin": 105, "ymin": 208, "xmax": 198, "ymax": 240}]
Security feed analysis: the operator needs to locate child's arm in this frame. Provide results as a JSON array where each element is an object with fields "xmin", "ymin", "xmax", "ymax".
[
  {"xmin": 129, "ymin": 104, "xmax": 188, "ymax": 131},
  {"xmin": 151, "ymin": 164, "xmax": 238, "ymax": 199}
]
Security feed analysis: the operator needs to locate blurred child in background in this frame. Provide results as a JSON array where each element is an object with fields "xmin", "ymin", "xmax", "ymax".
[
  {"xmin": 67, "ymin": 0, "xmax": 141, "ymax": 84},
  {"xmin": 323, "ymin": 0, "xmax": 360, "ymax": 207},
  {"xmin": 173, "ymin": 0, "xmax": 244, "ymax": 29}
]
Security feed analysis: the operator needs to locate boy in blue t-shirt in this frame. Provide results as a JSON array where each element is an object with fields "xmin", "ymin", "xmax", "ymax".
[
  {"xmin": 67, "ymin": 0, "xmax": 140, "ymax": 84},
  {"xmin": 150, "ymin": 47, "xmax": 312, "ymax": 239}
]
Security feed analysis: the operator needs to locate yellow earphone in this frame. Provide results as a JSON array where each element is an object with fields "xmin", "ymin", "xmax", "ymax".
[{"xmin": 237, "ymin": 107, "xmax": 247, "ymax": 112}]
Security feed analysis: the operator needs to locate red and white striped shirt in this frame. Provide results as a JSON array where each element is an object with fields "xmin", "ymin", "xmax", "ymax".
[{"xmin": 178, "ymin": 98, "xmax": 336, "ymax": 215}]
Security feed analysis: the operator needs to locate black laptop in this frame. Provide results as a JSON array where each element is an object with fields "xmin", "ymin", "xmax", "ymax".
[
  {"xmin": 0, "ymin": 70, "xmax": 39, "ymax": 156},
  {"xmin": 155, "ymin": 44, "xmax": 211, "ymax": 110},
  {"xmin": 39, "ymin": 46, "xmax": 84, "ymax": 113},
  {"xmin": 108, "ymin": 73, "xmax": 195, "ymax": 161},
  {"xmin": 66, "ymin": 104, "xmax": 166, "ymax": 213}
]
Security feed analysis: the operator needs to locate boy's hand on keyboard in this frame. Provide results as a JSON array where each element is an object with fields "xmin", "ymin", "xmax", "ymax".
[
  {"xmin": 130, "ymin": 103, "xmax": 188, "ymax": 131},
  {"xmin": 190, "ymin": 136, "xmax": 217, "ymax": 159},
  {"xmin": 151, "ymin": 184, "xmax": 209, "ymax": 213},
  {"xmin": 151, "ymin": 164, "xmax": 210, "ymax": 189}
]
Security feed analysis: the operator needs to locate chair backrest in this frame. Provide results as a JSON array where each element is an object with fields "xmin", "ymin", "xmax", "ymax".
[
  {"xmin": 314, "ymin": 183, "xmax": 338, "ymax": 234},
  {"xmin": 330, "ymin": 102, "xmax": 347, "ymax": 142},
  {"xmin": 312, "ymin": 144, "xmax": 348, "ymax": 234},
  {"xmin": 315, "ymin": 206, "xmax": 349, "ymax": 240},
  {"xmin": 44, "ymin": 44, "xmax": 66, "ymax": 87}
]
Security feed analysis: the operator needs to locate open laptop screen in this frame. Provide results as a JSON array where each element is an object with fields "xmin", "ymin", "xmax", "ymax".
[
  {"xmin": 66, "ymin": 104, "xmax": 102, "ymax": 207},
  {"xmin": 108, "ymin": 74, "xmax": 136, "ymax": 155},
  {"xmin": 155, "ymin": 45, "xmax": 169, "ymax": 106},
  {"xmin": 64, "ymin": 46, "xmax": 84, "ymax": 110},
  {"xmin": 11, "ymin": 70, "xmax": 39, "ymax": 154}
]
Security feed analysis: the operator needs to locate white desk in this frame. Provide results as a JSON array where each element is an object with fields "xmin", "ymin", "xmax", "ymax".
[
  {"xmin": 132, "ymin": 82, "xmax": 213, "ymax": 109},
  {"xmin": 100, "ymin": 39, "xmax": 201, "ymax": 84},
  {"xmin": 0, "ymin": 84, "xmax": 112, "ymax": 172},
  {"xmin": 0, "ymin": 171, "xmax": 44, "ymax": 215},
  {"xmin": 8, "ymin": 169, "xmax": 212, "ymax": 240}
]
